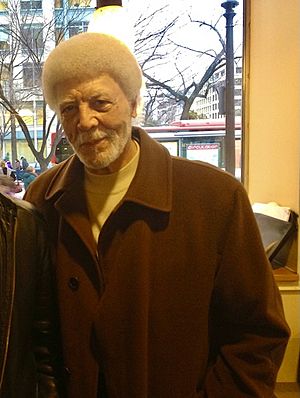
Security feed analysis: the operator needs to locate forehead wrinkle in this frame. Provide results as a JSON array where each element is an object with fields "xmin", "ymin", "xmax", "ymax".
[
  {"xmin": 57, "ymin": 75, "xmax": 127, "ymax": 112},
  {"xmin": 58, "ymin": 88, "xmax": 82, "ymax": 106}
]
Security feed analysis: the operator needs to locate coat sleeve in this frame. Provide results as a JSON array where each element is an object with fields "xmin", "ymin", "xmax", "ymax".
[
  {"xmin": 32, "ymin": 213, "xmax": 65, "ymax": 398},
  {"xmin": 200, "ymin": 186, "xmax": 290, "ymax": 397}
]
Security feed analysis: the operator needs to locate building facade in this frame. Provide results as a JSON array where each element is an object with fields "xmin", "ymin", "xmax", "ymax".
[
  {"xmin": 0, "ymin": 0, "xmax": 95, "ymax": 162},
  {"xmin": 192, "ymin": 59, "xmax": 242, "ymax": 120}
]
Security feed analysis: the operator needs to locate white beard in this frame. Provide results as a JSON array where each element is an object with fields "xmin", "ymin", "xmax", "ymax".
[{"xmin": 69, "ymin": 125, "xmax": 130, "ymax": 170}]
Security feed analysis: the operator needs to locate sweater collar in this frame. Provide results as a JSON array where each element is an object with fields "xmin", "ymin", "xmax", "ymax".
[{"xmin": 45, "ymin": 127, "xmax": 172, "ymax": 213}]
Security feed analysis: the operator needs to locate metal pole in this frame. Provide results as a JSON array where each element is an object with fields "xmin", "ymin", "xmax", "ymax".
[{"xmin": 221, "ymin": 0, "xmax": 239, "ymax": 176}]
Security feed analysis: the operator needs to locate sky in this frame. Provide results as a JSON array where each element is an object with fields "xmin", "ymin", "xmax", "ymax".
[
  {"xmin": 124, "ymin": 0, "xmax": 243, "ymax": 53},
  {"xmin": 88, "ymin": 0, "xmax": 243, "ymax": 29},
  {"xmin": 124, "ymin": 0, "xmax": 243, "ymax": 26},
  {"xmin": 88, "ymin": 0, "xmax": 243, "ymax": 84},
  {"xmin": 89, "ymin": 1, "xmax": 243, "ymax": 54}
]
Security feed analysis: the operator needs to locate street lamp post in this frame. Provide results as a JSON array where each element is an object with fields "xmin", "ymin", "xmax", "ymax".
[{"xmin": 221, "ymin": 0, "xmax": 239, "ymax": 176}]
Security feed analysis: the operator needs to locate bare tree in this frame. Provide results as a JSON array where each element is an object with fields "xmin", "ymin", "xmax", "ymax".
[
  {"xmin": 131, "ymin": 2, "xmax": 241, "ymax": 123},
  {"xmin": 0, "ymin": 106, "xmax": 11, "ymax": 152},
  {"xmin": 0, "ymin": 0, "xmax": 91, "ymax": 170},
  {"xmin": 0, "ymin": 1, "xmax": 242, "ymax": 166}
]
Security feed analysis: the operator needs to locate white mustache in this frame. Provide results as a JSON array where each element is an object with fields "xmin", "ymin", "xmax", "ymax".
[{"xmin": 75, "ymin": 130, "xmax": 111, "ymax": 146}]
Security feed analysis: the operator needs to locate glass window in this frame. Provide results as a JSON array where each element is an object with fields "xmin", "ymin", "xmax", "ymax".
[
  {"xmin": 20, "ymin": 24, "xmax": 43, "ymax": 52},
  {"xmin": 68, "ymin": 0, "xmax": 92, "ymax": 7},
  {"xmin": 0, "ymin": 40, "xmax": 9, "ymax": 51},
  {"xmin": 0, "ymin": 29, "xmax": 9, "ymax": 51},
  {"xmin": 23, "ymin": 63, "xmax": 41, "ymax": 88},
  {"xmin": 0, "ymin": 1, "xmax": 7, "ymax": 11},
  {"xmin": 69, "ymin": 21, "xmax": 89, "ymax": 37},
  {"xmin": 20, "ymin": 0, "xmax": 42, "ymax": 10},
  {"xmin": 55, "ymin": 0, "xmax": 63, "ymax": 7},
  {"xmin": 0, "ymin": 64, "xmax": 9, "ymax": 81}
]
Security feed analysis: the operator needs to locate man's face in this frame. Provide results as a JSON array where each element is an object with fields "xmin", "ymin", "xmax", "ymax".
[{"xmin": 57, "ymin": 74, "xmax": 137, "ymax": 174}]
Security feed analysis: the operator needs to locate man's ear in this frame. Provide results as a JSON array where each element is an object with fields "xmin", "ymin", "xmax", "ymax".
[{"xmin": 131, "ymin": 100, "xmax": 138, "ymax": 118}]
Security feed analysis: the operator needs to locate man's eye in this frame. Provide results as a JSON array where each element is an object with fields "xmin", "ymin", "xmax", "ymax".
[
  {"xmin": 61, "ymin": 104, "xmax": 76, "ymax": 114},
  {"xmin": 92, "ymin": 100, "xmax": 112, "ymax": 111}
]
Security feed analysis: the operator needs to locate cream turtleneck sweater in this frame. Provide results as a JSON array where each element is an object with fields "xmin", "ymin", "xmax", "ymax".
[{"xmin": 84, "ymin": 140, "xmax": 140, "ymax": 242}]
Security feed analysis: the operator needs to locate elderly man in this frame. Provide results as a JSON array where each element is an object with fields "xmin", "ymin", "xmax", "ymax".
[{"xmin": 25, "ymin": 32, "xmax": 289, "ymax": 398}]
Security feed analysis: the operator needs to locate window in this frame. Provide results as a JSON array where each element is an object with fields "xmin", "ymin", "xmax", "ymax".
[
  {"xmin": 23, "ymin": 63, "xmax": 41, "ymax": 88},
  {"xmin": 20, "ymin": 25, "xmax": 43, "ymax": 52},
  {"xmin": 0, "ymin": 1, "xmax": 7, "ymax": 11},
  {"xmin": 55, "ymin": 0, "xmax": 63, "ymax": 7},
  {"xmin": 0, "ymin": 65, "xmax": 10, "ymax": 93},
  {"xmin": 0, "ymin": 65, "xmax": 9, "ymax": 80},
  {"xmin": 0, "ymin": 40, "xmax": 9, "ymax": 51},
  {"xmin": 69, "ymin": 21, "xmax": 89, "ymax": 37},
  {"xmin": 0, "ymin": 30, "xmax": 9, "ymax": 51},
  {"xmin": 20, "ymin": 0, "xmax": 42, "ymax": 10},
  {"xmin": 20, "ymin": 100, "xmax": 44, "ymax": 125},
  {"xmin": 68, "ymin": 0, "xmax": 92, "ymax": 7}
]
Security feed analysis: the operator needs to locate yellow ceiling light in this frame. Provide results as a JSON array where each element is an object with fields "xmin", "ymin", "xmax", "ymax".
[{"xmin": 88, "ymin": 3, "xmax": 134, "ymax": 52}]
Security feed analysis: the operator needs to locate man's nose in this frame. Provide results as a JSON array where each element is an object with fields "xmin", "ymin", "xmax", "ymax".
[{"xmin": 77, "ymin": 105, "xmax": 98, "ymax": 132}]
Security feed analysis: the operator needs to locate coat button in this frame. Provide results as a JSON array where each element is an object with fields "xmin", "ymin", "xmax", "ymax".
[
  {"xmin": 68, "ymin": 277, "xmax": 79, "ymax": 291},
  {"xmin": 64, "ymin": 367, "xmax": 71, "ymax": 376}
]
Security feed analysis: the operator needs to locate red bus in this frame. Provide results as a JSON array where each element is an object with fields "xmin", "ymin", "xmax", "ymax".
[
  {"xmin": 145, "ymin": 118, "xmax": 242, "ymax": 174},
  {"xmin": 52, "ymin": 118, "xmax": 242, "ymax": 174}
]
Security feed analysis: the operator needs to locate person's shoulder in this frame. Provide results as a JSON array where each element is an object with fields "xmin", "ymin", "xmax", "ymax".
[
  {"xmin": 24, "ymin": 156, "xmax": 77, "ymax": 203},
  {"xmin": 39, "ymin": 161, "xmax": 65, "ymax": 177},
  {"xmin": 170, "ymin": 156, "xmax": 248, "ymax": 211},
  {"xmin": 0, "ymin": 191, "xmax": 38, "ymax": 218},
  {"xmin": 30, "ymin": 158, "xmax": 69, "ymax": 185},
  {"xmin": 172, "ymin": 156, "xmax": 241, "ymax": 188},
  {"xmin": 1, "ymin": 194, "xmax": 49, "ymax": 241}
]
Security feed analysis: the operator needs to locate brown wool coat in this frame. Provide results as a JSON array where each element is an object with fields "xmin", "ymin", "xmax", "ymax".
[{"xmin": 25, "ymin": 127, "xmax": 290, "ymax": 398}]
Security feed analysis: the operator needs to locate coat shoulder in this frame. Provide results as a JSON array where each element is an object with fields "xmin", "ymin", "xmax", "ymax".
[
  {"xmin": 24, "ymin": 156, "xmax": 74, "ymax": 204},
  {"xmin": 171, "ymin": 155, "xmax": 244, "ymax": 197}
]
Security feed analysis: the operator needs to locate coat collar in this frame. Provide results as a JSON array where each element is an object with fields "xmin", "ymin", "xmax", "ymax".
[{"xmin": 44, "ymin": 127, "xmax": 172, "ymax": 213}]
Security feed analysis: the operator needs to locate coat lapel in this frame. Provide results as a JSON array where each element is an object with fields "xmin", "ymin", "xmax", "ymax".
[
  {"xmin": 54, "ymin": 189, "xmax": 97, "ymax": 259},
  {"xmin": 45, "ymin": 155, "xmax": 97, "ymax": 259},
  {"xmin": 43, "ymin": 127, "xmax": 172, "ymax": 258}
]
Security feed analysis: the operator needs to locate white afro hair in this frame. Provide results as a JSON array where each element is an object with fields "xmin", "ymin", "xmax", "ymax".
[{"xmin": 42, "ymin": 32, "xmax": 143, "ymax": 112}]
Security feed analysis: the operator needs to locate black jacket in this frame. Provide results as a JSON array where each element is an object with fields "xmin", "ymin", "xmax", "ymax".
[{"xmin": 0, "ymin": 193, "xmax": 63, "ymax": 397}]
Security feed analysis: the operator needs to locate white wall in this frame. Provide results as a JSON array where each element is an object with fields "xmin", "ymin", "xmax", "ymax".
[{"xmin": 244, "ymin": 0, "xmax": 300, "ymax": 382}]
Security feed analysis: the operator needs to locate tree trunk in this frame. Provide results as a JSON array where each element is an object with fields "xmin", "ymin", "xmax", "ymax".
[
  {"xmin": 9, "ymin": 72, "xmax": 17, "ymax": 165},
  {"xmin": 10, "ymin": 114, "xmax": 17, "ymax": 165}
]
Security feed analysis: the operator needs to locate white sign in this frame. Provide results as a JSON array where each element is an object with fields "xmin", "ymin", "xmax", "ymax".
[
  {"xmin": 161, "ymin": 141, "xmax": 178, "ymax": 156},
  {"xmin": 186, "ymin": 143, "xmax": 219, "ymax": 166}
]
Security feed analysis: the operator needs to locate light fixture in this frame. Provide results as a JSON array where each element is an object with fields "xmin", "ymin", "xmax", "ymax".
[{"xmin": 88, "ymin": 0, "xmax": 134, "ymax": 52}]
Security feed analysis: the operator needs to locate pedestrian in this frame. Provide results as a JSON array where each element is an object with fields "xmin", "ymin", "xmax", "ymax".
[
  {"xmin": 14, "ymin": 159, "xmax": 23, "ymax": 181},
  {"xmin": 20, "ymin": 156, "xmax": 29, "ymax": 170},
  {"xmin": 15, "ymin": 159, "xmax": 21, "ymax": 170},
  {"xmin": 23, "ymin": 165, "xmax": 38, "ymax": 190},
  {"xmin": 5, "ymin": 160, "xmax": 13, "ymax": 169},
  {"xmin": 24, "ymin": 32, "xmax": 290, "ymax": 398},
  {"xmin": 0, "ymin": 191, "xmax": 64, "ymax": 397},
  {"xmin": 0, "ymin": 160, "xmax": 16, "ymax": 181}
]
